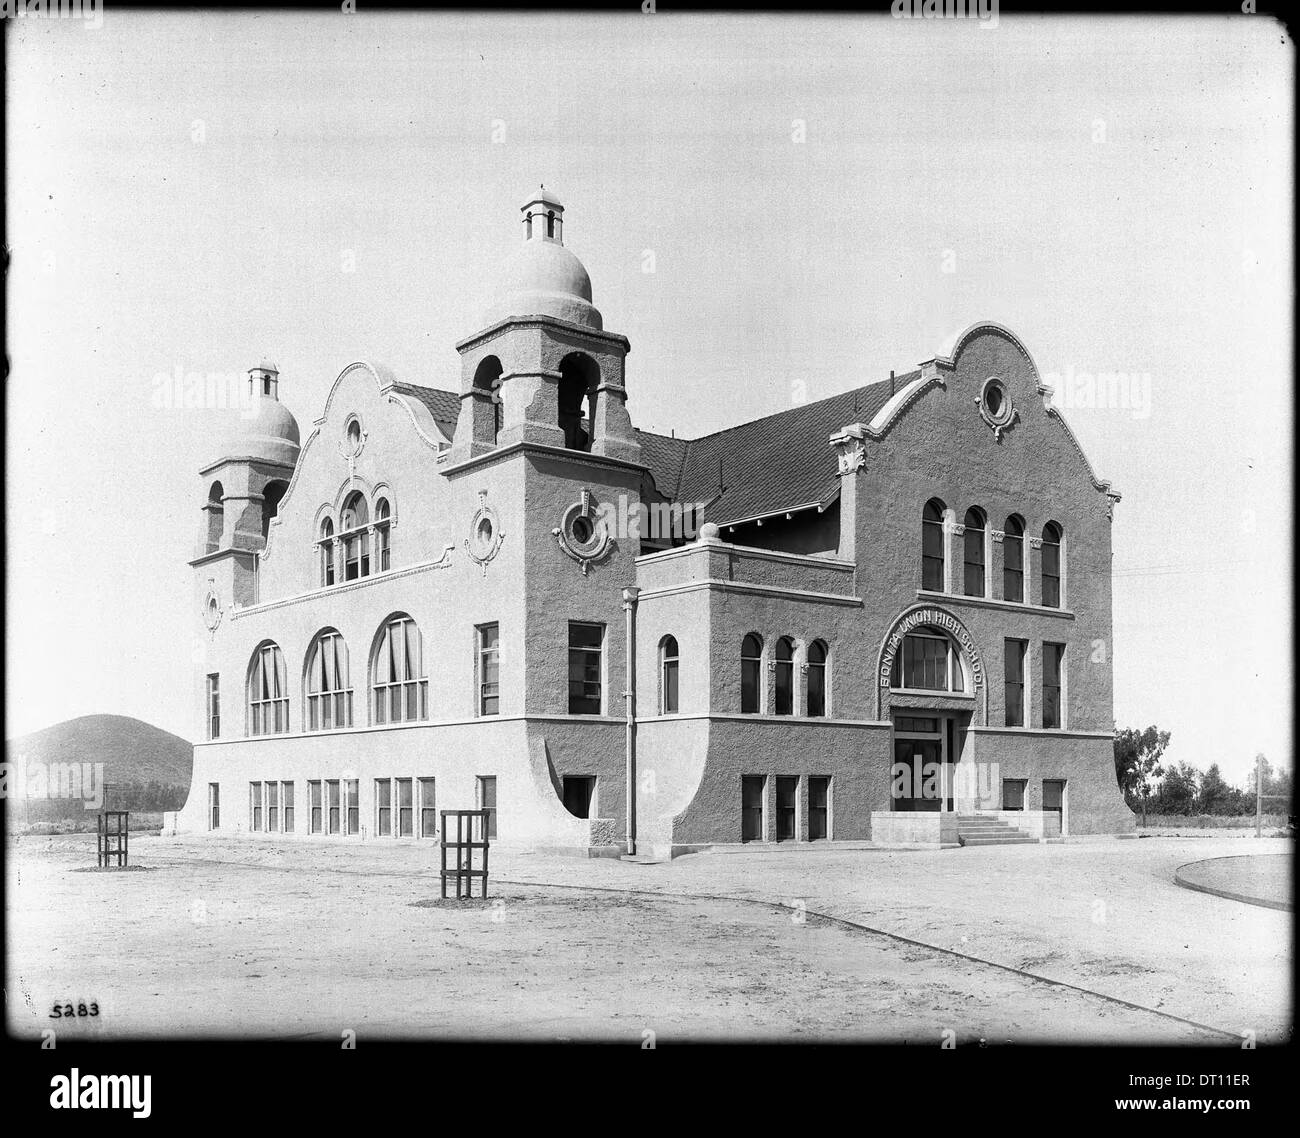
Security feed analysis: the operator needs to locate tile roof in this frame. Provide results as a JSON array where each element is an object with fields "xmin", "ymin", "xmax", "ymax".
[
  {"xmin": 390, "ymin": 382, "xmax": 461, "ymax": 441},
  {"xmin": 390, "ymin": 371, "xmax": 916, "ymax": 524},
  {"xmin": 638, "ymin": 372, "xmax": 912, "ymax": 524}
]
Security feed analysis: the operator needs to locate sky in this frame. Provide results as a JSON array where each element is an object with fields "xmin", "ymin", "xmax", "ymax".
[{"xmin": 6, "ymin": 11, "xmax": 1293, "ymax": 787}]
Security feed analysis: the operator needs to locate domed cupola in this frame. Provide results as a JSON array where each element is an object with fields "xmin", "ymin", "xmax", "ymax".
[
  {"xmin": 218, "ymin": 361, "xmax": 301, "ymax": 468},
  {"xmin": 484, "ymin": 186, "xmax": 603, "ymax": 331}
]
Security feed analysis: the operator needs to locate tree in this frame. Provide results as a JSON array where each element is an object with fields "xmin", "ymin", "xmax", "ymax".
[
  {"xmin": 1196, "ymin": 763, "xmax": 1231, "ymax": 815},
  {"xmin": 1114, "ymin": 725, "xmax": 1171, "ymax": 825},
  {"xmin": 1157, "ymin": 761, "xmax": 1199, "ymax": 816}
]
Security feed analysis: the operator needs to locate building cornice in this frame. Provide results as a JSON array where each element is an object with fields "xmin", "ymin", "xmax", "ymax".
[
  {"xmin": 915, "ymin": 590, "xmax": 1076, "ymax": 619},
  {"xmin": 439, "ymin": 440, "xmax": 647, "ymax": 479},
  {"xmin": 455, "ymin": 314, "xmax": 632, "ymax": 354},
  {"xmin": 636, "ymin": 578, "xmax": 862, "ymax": 607}
]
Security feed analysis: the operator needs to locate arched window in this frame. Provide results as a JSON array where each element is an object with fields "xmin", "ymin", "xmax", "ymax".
[
  {"xmin": 890, "ymin": 627, "xmax": 965, "ymax": 693},
  {"xmin": 660, "ymin": 635, "xmax": 679, "ymax": 714},
  {"xmin": 373, "ymin": 615, "xmax": 427, "ymax": 724},
  {"xmin": 1041, "ymin": 522, "xmax": 1063, "ymax": 608},
  {"xmin": 963, "ymin": 508, "xmax": 986, "ymax": 597},
  {"xmin": 306, "ymin": 630, "xmax": 352, "ymax": 731},
  {"xmin": 474, "ymin": 356, "xmax": 504, "ymax": 445},
  {"xmin": 922, "ymin": 499, "xmax": 946, "ymax": 591},
  {"xmin": 341, "ymin": 492, "xmax": 370, "ymax": 581},
  {"xmin": 741, "ymin": 634, "xmax": 763, "ymax": 714},
  {"xmin": 205, "ymin": 481, "xmax": 224, "ymax": 553},
  {"xmin": 774, "ymin": 637, "xmax": 795, "ymax": 716},
  {"xmin": 558, "ymin": 353, "xmax": 599, "ymax": 452},
  {"xmin": 248, "ymin": 642, "xmax": 289, "ymax": 735},
  {"xmin": 806, "ymin": 640, "xmax": 828, "ymax": 718},
  {"xmin": 261, "ymin": 480, "xmax": 287, "ymax": 541},
  {"xmin": 546, "ymin": 209, "xmax": 555, "ymax": 238},
  {"xmin": 1003, "ymin": 514, "xmax": 1024, "ymax": 602},
  {"xmin": 319, "ymin": 518, "xmax": 335, "ymax": 587},
  {"xmin": 374, "ymin": 498, "xmax": 391, "ymax": 572}
]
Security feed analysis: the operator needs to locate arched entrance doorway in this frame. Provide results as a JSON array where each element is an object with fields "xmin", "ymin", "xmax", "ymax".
[{"xmin": 876, "ymin": 605, "xmax": 985, "ymax": 813}]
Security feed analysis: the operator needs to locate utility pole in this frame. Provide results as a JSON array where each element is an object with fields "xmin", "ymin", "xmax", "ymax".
[{"xmin": 1255, "ymin": 755, "xmax": 1263, "ymax": 839}]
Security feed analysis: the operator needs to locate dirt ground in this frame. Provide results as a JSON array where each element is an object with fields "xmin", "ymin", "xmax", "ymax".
[{"xmin": 6, "ymin": 832, "xmax": 1291, "ymax": 1043}]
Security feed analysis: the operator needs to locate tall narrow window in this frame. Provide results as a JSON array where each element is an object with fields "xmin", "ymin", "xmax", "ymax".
[
  {"xmin": 963, "ymin": 508, "xmax": 986, "ymax": 597},
  {"xmin": 282, "ymin": 781, "xmax": 294, "ymax": 833},
  {"xmin": 808, "ymin": 777, "xmax": 830, "ymax": 840},
  {"xmin": 374, "ymin": 499, "xmax": 391, "ymax": 572},
  {"xmin": 396, "ymin": 777, "xmax": 413, "ymax": 837},
  {"xmin": 568, "ymin": 622, "xmax": 603, "ymax": 715},
  {"xmin": 373, "ymin": 615, "xmax": 428, "ymax": 724},
  {"xmin": 266, "ymin": 780, "xmax": 279, "ymax": 831},
  {"xmin": 248, "ymin": 643, "xmax": 289, "ymax": 735},
  {"xmin": 546, "ymin": 209, "xmax": 555, "ymax": 238},
  {"xmin": 346, "ymin": 779, "xmax": 360, "ymax": 835},
  {"xmin": 319, "ymin": 518, "xmax": 335, "ymax": 587},
  {"xmin": 376, "ymin": 778, "xmax": 392, "ymax": 836},
  {"xmin": 922, "ymin": 499, "xmax": 946, "ymax": 591},
  {"xmin": 1004, "ymin": 638, "xmax": 1026, "ymax": 727},
  {"xmin": 741, "ymin": 634, "xmax": 763, "ymax": 714},
  {"xmin": 806, "ymin": 640, "xmax": 828, "ymax": 718},
  {"xmin": 774, "ymin": 637, "xmax": 794, "ymax": 715},
  {"xmin": 306, "ymin": 630, "xmax": 352, "ymax": 731},
  {"xmin": 326, "ymin": 780, "xmax": 341, "ymax": 834},
  {"xmin": 419, "ymin": 778, "xmax": 437, "ymax": 837},
  {"xmin": 1003, "ymin": 515, "xmax": 1024, "ymax": 602},
  {"xmin": 308, "ymin": 780, "xmax": 322, "ymax": 834},
  {"xmin": 1041, "ymin": 522, "xmax": 1062, "ymax": 608},
  {"xmin": 478, "ymin": 623, "xmax": 500, "ymax": 716},
  {"xmin": 477, "ymin": 775, "xmax": 497, "ymax": 839},
  {"xmin": 1043, "ymin": 642, "xmax": 1064, "ymax": 729},
  {"xmin": 208, "ymin": 783, "xmax": 220, "ymax": 830},
  {"xmin": 341, "ymin": 492, "xmax": 370, "ymax": 581},
  {"xmin": 775, "ymin": 777, "xmax": 798, "ymax": 841},
  {"xmin": 250, "ymin": 782, "xmax": 263, "ymax": 832},
  {"xmin": 660, "ymin": 635, "xmax": 679, "ymax": 714},
  {"xmin": 206, "ymin": 673, "xmax": 220, "ymax": 740}
]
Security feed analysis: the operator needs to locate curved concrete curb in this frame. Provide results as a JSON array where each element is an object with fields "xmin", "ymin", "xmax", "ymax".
[{"xmin": 1174, "ymin": 856, "xmax": 1292, "ymax": 912}]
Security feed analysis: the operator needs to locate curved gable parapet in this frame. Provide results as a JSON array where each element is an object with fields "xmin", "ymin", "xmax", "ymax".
[
  {"xmin": 893, "ymin": 321, "xmax": 1121, "ymax": 510},
  {"xmin": 385, "ymin": 389, "xmax": 449, "ymax": 451},
  {"xmin": 312, "ymin": 360, "xmax": 397, "ymax": 428}
]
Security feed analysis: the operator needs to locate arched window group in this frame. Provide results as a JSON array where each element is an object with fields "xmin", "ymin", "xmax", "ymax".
[
  {"xmin": 920, "ymin": 500, "xmax": 1063, "ymax": 607},
  {"xmin": 318, "ymin": 490, "xmax": 393, "ymax": 587},
  {"xmin": 246, "ymin": 615, "xmax": 427, "ymax": 736},
  {"xmin": 739, "ymin": 634, "xmax": 830, "ymax": 717}
]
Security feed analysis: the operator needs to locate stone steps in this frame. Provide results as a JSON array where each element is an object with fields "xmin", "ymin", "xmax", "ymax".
[{"xmin": 955, "ymin": 814, "xmax": 1039, "ymax": 847}]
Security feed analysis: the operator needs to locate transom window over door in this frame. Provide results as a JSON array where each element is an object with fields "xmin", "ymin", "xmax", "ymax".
[
  {"xmin": 248, "ymin": 642, "xmax": 289, "ymax": 735},
  {"xmin": 373, "ymin": 615, "xmax": 428, "ymax": 724},
  {"xmin": 306, "ymin": 630, "xmax": 352, "ymax": 731},
  {"xmin": 890, "ymin": 628, "xmax": 965, "ymax": 692},
  {"xmin": 922, "ymin": 499, "xmax": 946, "ymax": 591},
  {"xmin": 963, "ymin": 508, "xmax": 986, "ymax": 597}
]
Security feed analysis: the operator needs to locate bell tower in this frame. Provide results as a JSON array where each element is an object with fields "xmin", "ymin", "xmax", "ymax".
[{"xmin": 448, "ymin": 186, "xmax": 641, "ymax": 466}]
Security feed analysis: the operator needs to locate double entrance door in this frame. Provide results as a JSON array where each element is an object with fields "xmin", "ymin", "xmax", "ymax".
[{"xmin": 892, "ymin": 714, "xmax": 954, "ymax": 812}]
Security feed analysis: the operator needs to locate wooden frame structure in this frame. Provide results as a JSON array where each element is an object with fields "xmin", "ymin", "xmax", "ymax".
[
  {"xmin": 97, "ymin": 811, "xmax": 130, "ymax": 868},
  {"xmin": 440, "ymin": 809, "xmax": 489, "ymax": 899}
]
